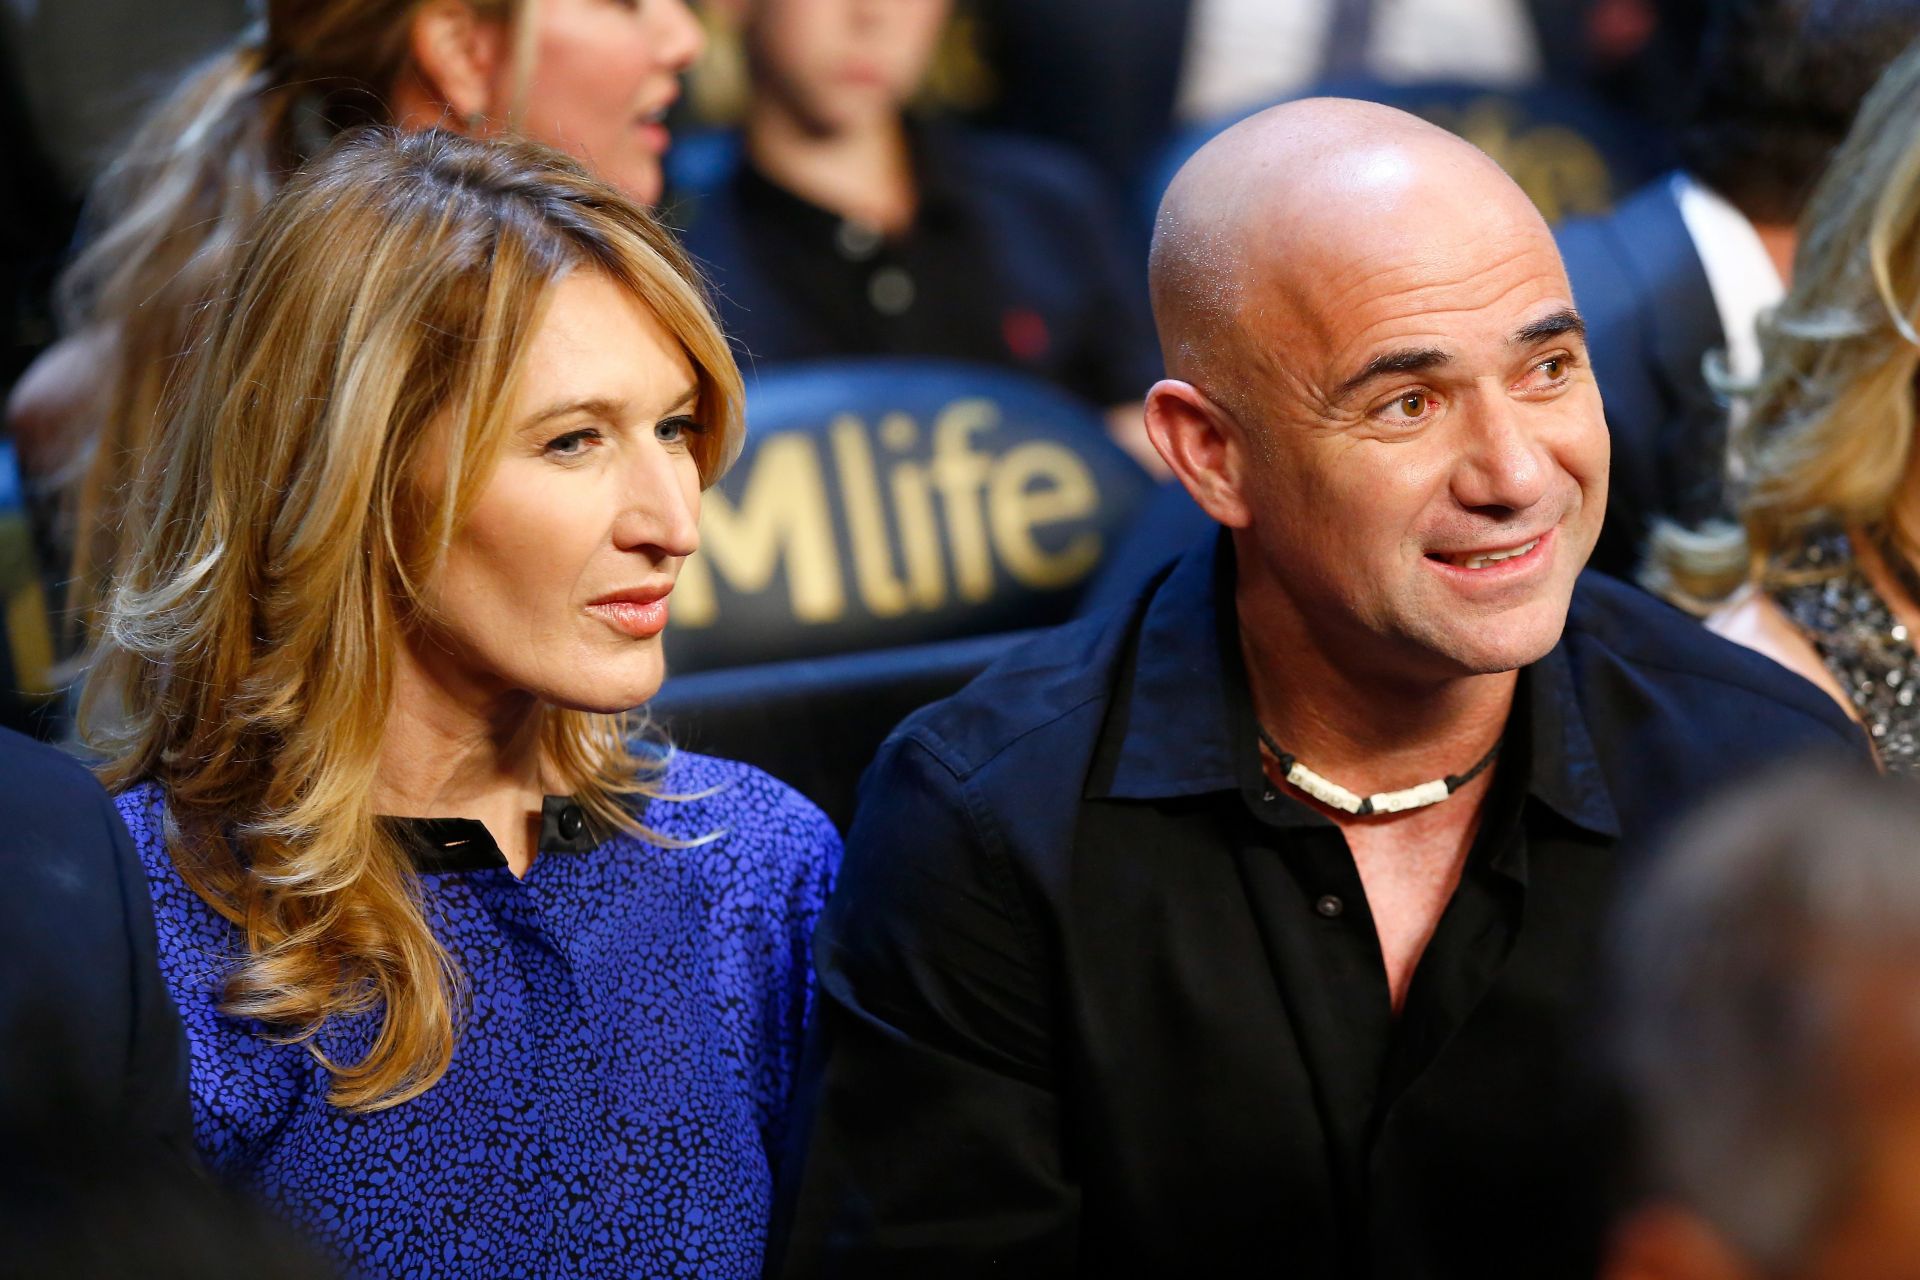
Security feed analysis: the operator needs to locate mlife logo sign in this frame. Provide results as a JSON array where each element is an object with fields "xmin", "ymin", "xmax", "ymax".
[{"xmin": 666, "ymin": 362, "xmax": 1152, "ymax": 672}]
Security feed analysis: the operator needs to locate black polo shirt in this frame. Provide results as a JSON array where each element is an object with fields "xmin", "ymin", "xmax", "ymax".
[
  {"xmin": 671, "ymin": 123, "xmax": 1161, "ymax": 407},
  {"xmin": 770, "ymin": 532, "xmax": 1868, "ymax": 1279}
]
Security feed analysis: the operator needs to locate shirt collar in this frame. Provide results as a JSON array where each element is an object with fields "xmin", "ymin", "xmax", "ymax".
[
  {"xmin": 383, "ymin": 796, "xmax": 605, "ymax": 874},
  {"xmin": 1090, "ymin": 529, "xmax": 1621, "ymax": 839}
]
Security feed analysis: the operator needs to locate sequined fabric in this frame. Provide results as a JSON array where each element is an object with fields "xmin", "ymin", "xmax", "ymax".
[{"xmin": 1769, "ymin": 526, "xmax": 1920, "ymax": 773}]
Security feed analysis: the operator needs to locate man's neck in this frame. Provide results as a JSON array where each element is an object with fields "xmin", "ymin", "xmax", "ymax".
[
  {"xmin": 1235, "ymin": 584, "xmax": 1518, "ymax": 798},
  {"xmin": 1234, "ymin": 570, "xmax": 1519, "ymax": 1014},
  {"xmin": 743, "ymin": 99, "xmax": 917, "ymax": 236},
  {"xmin": 374, "ymin": 639, "xmax": 550, "ymax": 876}
]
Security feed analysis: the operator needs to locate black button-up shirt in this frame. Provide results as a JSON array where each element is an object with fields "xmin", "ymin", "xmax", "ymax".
[{"xmin": 771, "ymin": 533, "xmax": 1867, "ymax": 1279}]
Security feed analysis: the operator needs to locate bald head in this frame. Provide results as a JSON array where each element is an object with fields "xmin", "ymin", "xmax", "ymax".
[{"xmin": 1149, "ymin": 99, "xmax": 1561, "ymax": 415}]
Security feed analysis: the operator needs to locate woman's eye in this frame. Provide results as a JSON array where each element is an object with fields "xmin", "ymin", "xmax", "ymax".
[
  {"xmin": 655, "ymin": 415, "xmax": 704, "ymax": 445},
  {"xmin": 543, "ymin": 428, "xmax": 602, "ymax": 458}
]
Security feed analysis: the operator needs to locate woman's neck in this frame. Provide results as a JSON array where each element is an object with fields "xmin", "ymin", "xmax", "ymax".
[
  {"xmin": 375, "ymin": 639, "xmax": 550, "ymax": 876},
  {"xmin": 743, "ymin": 99, "xmax": 917, "ymax": 236}
]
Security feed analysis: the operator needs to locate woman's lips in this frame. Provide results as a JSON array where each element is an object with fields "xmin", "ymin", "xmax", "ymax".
[
  {"xmin": 636, "ymin": 120, "xmax": 671, "ymax": 155},
  {"xmin": 586, "ymin": 597, "xmax": 669, "ymax": 639}
]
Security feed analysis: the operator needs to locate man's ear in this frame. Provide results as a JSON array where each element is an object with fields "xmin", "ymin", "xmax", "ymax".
[
  {"xmin": 1144, "ymin": 377, "xmax": 1254, "ymax": 528},
  {"xmin": 406, "ymin": 0, "xmax": 509, "ymax": 124}
]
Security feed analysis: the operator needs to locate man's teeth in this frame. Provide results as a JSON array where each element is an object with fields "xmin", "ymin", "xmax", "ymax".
[{"xmin": 1452, "ymin": 539, "xmax": 1539, "ymax": 570}]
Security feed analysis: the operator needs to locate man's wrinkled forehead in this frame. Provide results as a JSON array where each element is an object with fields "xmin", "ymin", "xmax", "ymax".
[{"xmin": 1232, "ymin": 187, "xmax": 1572, "ymax": 360}]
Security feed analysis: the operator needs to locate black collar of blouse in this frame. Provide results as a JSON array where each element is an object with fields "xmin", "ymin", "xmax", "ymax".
[{"xmin": 381, "ymin": 796, "xmax": 608, "ymax": 873}]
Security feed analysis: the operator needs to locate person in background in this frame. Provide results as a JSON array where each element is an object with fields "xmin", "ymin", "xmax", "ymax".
[
  {"xmin": 5, "ymin": 0, "xmax": 705, "ymax": 648},
  {"xmin": 1558, "ymin": 0, "xmax": 1920, "ymax": 579},
  {"xmin": 1604, "ymin": 767, "xmax": 1920, "ymax": 1280},
  {"xmin": 769, "ymin": 99, "xmax": 1866, "ymax": 1279},
  {"xmin": 87, "ymin": 128, "xmax": 840, "ymax": 1277},
  {"xmin": 674, "ymin": 0, "xmax": 1166, "ymax": 474},
  {"xmin": 966, "ymin": 0, "xmax": 1686, "ymax": 197},
  {"xmin": 1650, "ymin": 35, "xmax": 1920, "ymax": 774}
]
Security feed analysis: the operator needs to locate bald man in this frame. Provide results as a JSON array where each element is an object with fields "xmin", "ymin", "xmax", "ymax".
[{"xmin": 768, "ymin": 102, "xmax": 1868, "ymax": 1278}]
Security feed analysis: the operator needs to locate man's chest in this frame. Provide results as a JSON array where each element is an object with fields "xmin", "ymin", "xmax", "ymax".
[{"xmin": 1053, "ymin": 794, "xmax": 1619, "ymax": 1270}]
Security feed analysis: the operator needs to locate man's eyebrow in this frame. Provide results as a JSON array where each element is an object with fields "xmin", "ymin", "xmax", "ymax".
[
  {"xmin": 1334, "ymin": 347, "xmax": 1452, "ymax": 400},
  {"xmin": 1510, "ymin": 308, "xmax": 1585, "ymax": 347}
]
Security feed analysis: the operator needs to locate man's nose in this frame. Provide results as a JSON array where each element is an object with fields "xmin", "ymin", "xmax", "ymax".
[
  {"xmin": 1449, "ymin": 394, "xmax": 1551, "ymax": 514},
  {"xmin": 612, "ymin": 446, "xmax": 701, "ymax": 560}
]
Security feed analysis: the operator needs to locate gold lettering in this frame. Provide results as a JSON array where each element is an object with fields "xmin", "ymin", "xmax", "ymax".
[
  {"xmin": 988, "ymin": 442, "xmax": 1101, "ymax": 590},
  {"xmin": 930, "ymin": 399, "xmax": 998, "ymax": 602},
  {"xmin": 674, "ymin": 433, "xmax": 845, "ymax": 627},
  {"xmin": 4, "ymin": 579, "xmax": 53, "ymax": 695},
  {"xmin": 831, "ymin": 416, "xmax": 911, "ymax": 618},
  {"xmin": 890, "ymin": 459, "xmax": 947, "ymax": 610}
]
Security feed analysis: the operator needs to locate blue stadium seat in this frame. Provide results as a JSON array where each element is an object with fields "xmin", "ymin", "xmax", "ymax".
[
  {"xmin": 650, "ymin": 628, "xmax": 1035, "ymax": 831},
  {"xmin": 665, "ymin": 357, "xmax": 1153, "ymax": 672}
]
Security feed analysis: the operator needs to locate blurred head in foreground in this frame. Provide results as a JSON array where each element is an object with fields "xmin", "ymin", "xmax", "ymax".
[{"xmin": 1607, "ymin": 766, "xmax": 1920, "ymax": 1280}]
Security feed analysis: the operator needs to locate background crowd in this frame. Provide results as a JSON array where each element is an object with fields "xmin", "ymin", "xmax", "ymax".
[{"xmin": 6, "ymin": 1, "xmax": 1920, "ymax": 1277}]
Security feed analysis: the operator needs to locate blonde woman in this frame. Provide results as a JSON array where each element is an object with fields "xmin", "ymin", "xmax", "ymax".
[
  {"xmin": 1652, "ymin": 36, "xmax": 1920, "ymax": 772},
  {"xmin": 7, "ymin": 0, "xmax": 704, "ymax": 644},
  {"xmin": 87, "ymin": 128, "xmax": 840, "ymax": 1276}
]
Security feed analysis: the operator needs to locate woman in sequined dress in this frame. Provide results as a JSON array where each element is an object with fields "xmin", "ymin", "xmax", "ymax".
[{"xmin": 1649, "ymin": 38, "xmax": 1920, "ymax": 771}]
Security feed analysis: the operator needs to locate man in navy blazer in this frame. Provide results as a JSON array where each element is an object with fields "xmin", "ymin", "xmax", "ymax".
[
  {"xmin": 0, "ymin": 726, "xmax": 191, "ymax": 1158},
  {"xmin": 1558, "ymin": 0, "xmax": 1920, "ymax": 580}
]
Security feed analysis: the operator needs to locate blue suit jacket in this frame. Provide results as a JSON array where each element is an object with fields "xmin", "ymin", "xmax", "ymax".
[
  {"xmin": 1557, "ymin": 173, "xmax": 1727, "ymax": 581},
  {"xmin": 0, "ymin": 727, "xmax": 191, "ymax": 1158}
]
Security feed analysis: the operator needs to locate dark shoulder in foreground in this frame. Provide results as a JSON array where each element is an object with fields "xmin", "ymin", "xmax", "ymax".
[
  {"xmin": 1565, "ymin": 571, "xmax": 1869, "ymax": 775},
  {"xmin": 880, "ymin": 604, "xmax": 1132, "ymax": 781},
  {"xmin": 0, "ymin": 726, "xmax": 109, "ymax": 825}
]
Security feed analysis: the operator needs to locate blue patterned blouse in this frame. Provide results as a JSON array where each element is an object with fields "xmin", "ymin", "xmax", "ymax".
[{"xmin": 119, "ymin": 751, "xmax": 841, "ymax": 1279}]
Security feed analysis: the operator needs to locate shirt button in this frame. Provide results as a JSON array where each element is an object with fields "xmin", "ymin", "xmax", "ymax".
[
  {"xmin": 558, "ymin": 804, "xmax": 585, "ymax": 840},
  {"xmin": 835, "ymin": 219, "xmax": 882, "ymax": 260},
  {"xmin": 1315, "ymin": 894, "xmax": 1344, "ymax": 919},
  {"xmin": 868, "ymin": 266, "xmax": 916, "ymax": 315}
]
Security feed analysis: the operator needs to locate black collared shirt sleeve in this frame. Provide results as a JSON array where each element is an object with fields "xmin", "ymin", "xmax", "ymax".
[{"xmin": 768, "ymin": 732, "xmax": 1077, "ymax": 1277}]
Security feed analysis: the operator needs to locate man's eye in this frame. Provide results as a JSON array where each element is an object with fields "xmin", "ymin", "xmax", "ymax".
[
  {"xmin": 1393, "ymin": 392, "xmax": 1429, "ymax": 419},
  {"xmin": 1538, "ymin": 357, "xmax": 1565, "ymax": 379}
]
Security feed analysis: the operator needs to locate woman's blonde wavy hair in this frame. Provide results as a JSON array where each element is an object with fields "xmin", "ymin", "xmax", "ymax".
[
  {"xmin": 55, "ymin": 0, "xmax": 543, "ymax": 642},
  {"xmin": 85, "ymin": 127, "xmax": 744, "ymax": 1113},
  {"xmin": 1648, "ymin": 36, "xmax": 1920, "ymax": 609}
]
